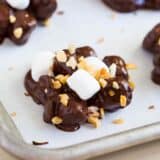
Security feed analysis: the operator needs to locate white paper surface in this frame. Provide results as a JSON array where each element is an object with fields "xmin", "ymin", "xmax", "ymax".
[{"xmin": 0, "ymin": 0, "xmax": 160, "ymax": 149}]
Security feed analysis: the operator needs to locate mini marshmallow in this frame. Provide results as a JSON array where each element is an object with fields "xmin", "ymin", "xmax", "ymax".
[
  {"xmin": 31, "ymin": 51, "xmax": 55, "ymax": 81},
  {"xmin": 85, "ymin": 57, "xmax": 109, "ymax": 72},
  {"xmin": 67, "ymin": 69, "xmax": 100, "ymax": 100},
  {"xmin": 6, "ymin": 0, "xmax": 30, "ymax": 10}
]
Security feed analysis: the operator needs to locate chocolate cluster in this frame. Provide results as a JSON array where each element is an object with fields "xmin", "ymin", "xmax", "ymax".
[
  {"xmin": 24, "ymin": 46, "xmax": 134, "ymax": 132},
  {"xmin": 0, "ymin": 0, "xmax": 57, "ymax": 45},
  {"xmin": 102, "ymin": 0, "xmax": 160, "ymax": 12},
  {"xmin": 143, "ymin": 24, "xmax": 160, "ymax": 85}
]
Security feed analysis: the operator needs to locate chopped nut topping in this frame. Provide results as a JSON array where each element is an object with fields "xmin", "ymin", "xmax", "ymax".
[
  {"xmin": 157, "ymin": 38, "xmax": 160, "ymax": 45},
  {"xmin": 13, "ymin": 27, "xmax": 23, "ymax": 39},
  {"xmin": 109, "ymin": 90, "xmax": 115, "ymax": 97},
  {"xmin": 78, "ymin": 56, "xmax": 85, "ymax": 62},
  {"xmin": 112, "ymin": 118, "xmax": 124, "ymax": 125},
  {"xmin": 68, "ymin": 44, "xmax": 76, "ymax": 54},
  {"xmin": 89, "ymin": 112, "xmax": 100, "ymax": 118},
  {"xmin": 112, "ymin": 81, "xmax": 119, "ymax": 89},
  {"xmin": 43, "ymin": 18, "xmax": 50, "ymax": 26},
  {"xmin": 96, "ymin": 68, "xmax": 110, "ymax": 80},
  {"xmin": 120, "ymin": 95, "xmax": 127, "ymax": 107},
  {"xmin": 55, "ymin": 74, "xmax": 69, "ymax": 84},
  {"xmin": 100, "ymin": 108, "xmax": 105, "ymax": 119},
  {"xmin": 9, "ymin": 15, "xmax": 16, "ymax": 23},
  {"xmin": 109, "ymin": 63, "xmax": 117, "ymax": 77},
  {"xmin": 66, "ymin": 56, "xmax": 77, "ymax": 69},
  {"xmin": 88, "ymin": 116, "xmax": 101, "ymax": 128},
  {"xmin": 99, "ymin": 78, "xmax": 107, "ymax": 88},
  {"xmin": 88, "ymin": 106, "xmax": 99, "ymax": 112},
  {"xmin": 59, "ymin": 94, "xmax": 69, "ymax": 106},
  {"xmin": 51, "ymin": 116, "xmax": 63, "ymax": 125},
  {"xmin": 129, "ymin": 81, "xmax": 135, "ymax": 90},
  {"xmin": 96, "ymin": 37, "xmax": 104, "ymax": 44},
  {"xmin": 52, "ymin": 80, "xmax": 62, "ymax": 89},
  {"xmin": 56, "ymin": 50, "xmax": 67, "ymax": 62},
  {"xmin": 126, "ymin": 63, "xmax": 137, "ymax": 70}
]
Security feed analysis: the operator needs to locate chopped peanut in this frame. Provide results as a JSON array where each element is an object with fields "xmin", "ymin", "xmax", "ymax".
[
  {"xmin": 52, "ymin": 80, "xmax": 62, "ymax": 89},
  {"xmin": 55, "ymin": 74, "xmax": 69, "ymax": 84},
  {"xmin": 13, "ymin": 27, "xmax": 23, "ymax": 39},
  {"xmin": 109, "ymin": 90, "xmax": 115, "ymax": 97},
  {"xmin": 126, "ymin": 63, "xmax": 137, "ymax": 70},
  {"xmin": 9, "ymin": 15, "xmax": 16, "ymax": 23},
  {"xmin": 51, "ymin": 116, "xmax": 63, "ymax": 125},
  {"xmin": 100, "ymin": 108, "xmax": 105, "ymax": 119},
  {"xmin": 99, "ymin": 78, "xmax": 107, "ymax": 88},
  {"xmin": 112, "ymin": 118, "xmax": 124, "ymax": 125},
  {"xmin": 129, "ymin": 81, "xmax": 135, "ymax": 90},
  {"xmin": 66, "ymin": 56, "xmax": 77, "ymax": 69},
  {"xmin": 88, "ymin": 116, "xmax": 101, "ymax": 128},
  {"xmin": 56, "ymin": 50, "xmax": 67, "ymax": 62},
  {"xmin": 120, "ymin": 95, "xmax": 127, "ymax": 107},
  {"xmin": 59, "ymin": 94, "xmax": 69, "ymax": 106}
]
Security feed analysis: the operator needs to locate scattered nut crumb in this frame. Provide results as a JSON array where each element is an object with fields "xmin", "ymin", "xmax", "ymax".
[
  {"xmin": 126, "ymin": 63, "xmax": 137, "ymax": 70},
  {"xmin": 10, "ymin": 112, "xmax": 16, "ymax": 117},
  {"xmin": 109, "ymin": 90, "xmax": 115, "ymax": 97},
  {"xmin": 59, "ymin": 94, "xmax": 69, "ymax": 106},
  {"xmin": 43, "ymin": 18, "xmax": 51, "ymax": 26},
  {"xmin": 96, "ymin": 37, "xmax": 104, "ymax": 44},
  {"xmin": 9, "ymin": 15, "xmax": 16, "ymax": 23},
  {"xmin": 57, "ymin": 11, "xmax": 64, "ymax": 15},
  {"xmin": 56, "ymin": 50, "xmax": 67, "ymax": 63},
  {"xmin": 13, "ymin": 27, "xmax": 23, "ymax": 39},
  {"xmin": 88, "ymin": 116, "xmax": 101, "ymax": 128},
  {"xmin": 148, "ymin": 105, "xmax": 155, "ymax": 110},
  {"xmin": 100, "ymin": 108, "xmax": 105, "ymax": 119},
  {"xmin": 120, "ymin": 95, "xmax": 127, "ymax": 107},
  {"xmin": 32, "ymin": 141, "xmax": 49, "ymax": 146},
  {"xmin": 129, "ymin": 81, "xmax": 135, "ymax": 90},
  {"xmin": 52, "ymin": 80, "xmax": 62, "ymax": 89},
  {"xmin": 112, "ymin": 118, "xmax": 124, "ymax": 125}
]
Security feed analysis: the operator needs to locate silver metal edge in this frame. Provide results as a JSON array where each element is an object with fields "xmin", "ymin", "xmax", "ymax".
[{"xmin": 0, "ymin": 102, "xmax": 160, "ymax": 160}]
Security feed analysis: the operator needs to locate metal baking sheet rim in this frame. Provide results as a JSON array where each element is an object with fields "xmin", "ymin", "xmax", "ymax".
[{"xmin": 0, "ymin": 102, "xmax": 160, "ymax": 160}]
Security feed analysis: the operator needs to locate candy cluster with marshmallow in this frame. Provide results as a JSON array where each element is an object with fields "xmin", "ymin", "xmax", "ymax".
[{"xmin": 25, "ymin": 45, "xmax": 135, "ymax": 132}]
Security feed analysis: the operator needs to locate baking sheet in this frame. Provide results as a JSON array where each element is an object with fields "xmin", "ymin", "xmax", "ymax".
[{"xmin": 0, "ymin": 0, "xmax": 160, "ymax": 149}]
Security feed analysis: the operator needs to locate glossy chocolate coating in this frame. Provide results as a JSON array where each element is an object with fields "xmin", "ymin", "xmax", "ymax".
[
  {"xmin": 8, "ymin": 11, "xmax": 37, "ymax": 45},
  {"xmin": 102, "ymin": 0, "xmax": 160, "ymax": 12},
  {"xmin": 53, "ymin": 46, "xmax": 96, "ymax": 76},
  {"xmin": 0, "ymin": 0, "xmax": 57, "ymax": 45},
  {"xmin": 103, "ymin": 56, "xmax": 129, "ymax": 80},
  {"xmin": 0, "ymin": 2, "xmax": 10, "ymax": 43},
  {"xmin": 24, "ymin": 46, "xmax": 133, "ymax": 131},
  {"xmin": 88, "ymin": 78, "xmax": 132, "ymax": 112},
  {"xmin": 30, "ymin": 0, "xmax": 57, "ymax": 21},
  {"xmin": 143, "ymin": 23, "xmax": 160, "ymax": 54}
]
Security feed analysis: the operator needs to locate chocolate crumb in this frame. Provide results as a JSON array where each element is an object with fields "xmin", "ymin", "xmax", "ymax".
[
  {"xmin": 148, "ymin": 105, "xmax": 155, "ymax": 110},
  {"xmin": 32, "ymin": 141, "xmax": 49, "ymax": 146},
  {"xmin": 57, "ymin": 11, "xmax": 64, "ymax": 15}
]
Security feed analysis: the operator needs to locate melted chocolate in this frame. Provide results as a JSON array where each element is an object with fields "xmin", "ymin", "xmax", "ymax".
[
  {"xmin": 88, "ymin": 78, "xmax": 132, "ymax": 112},
  {"xmin": 102, "ymin": 0, "xmax": 160, "ymax": 12},
  {"xmin": 103, "ymin": 56, "xmax": 129, "ymax": 80},
  {"xmin": 0, "ymin": 0, "xmax": 57, "ymax": 45},
  {"xmin": 24, "ymin": 46, "xmax": 134, "ymax": 132},
  {"xmin": 143, "ymin": 24, "xmax": 160, "ymax": 85}
]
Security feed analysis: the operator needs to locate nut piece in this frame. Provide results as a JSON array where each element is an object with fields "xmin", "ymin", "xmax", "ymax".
[
  {"xmin": 43, "ymin": 18, "xmax": 50, "ymax": 26},
  {"xmin": 55, "ymin": 74, "xmax": 69, "ymax": 84},
  {"xmin": 112, "ymin": 118, "xmax": 124, "ymax": 125},
  {"xmin": 120, "ymin": 95, "xmax": 127, "ymax": 107},
  {"xmin": 129, "ymin": 81, "xmax": 135, "ymax": 90},
  {"xmin": 158, "ymin": 38, "xmax": 160, "ymax": 45},
  {"xmin": 51, "ymin": 116, "xmax": 63, "ymax": 125},
  {"xmin": 56, "ymin": 51, "xmax": 67, "ymax": 62},
  {"xmin": 126, "ymin": 63, "xmax": 137, "ymax": 70},
  {"xmin": 109, "ymin": 90, "xmax": 115, "ymax": 97},
  {"xmin": 112, "ymin": 81, "xmax": 119, "ymax": 89},
  {"xmin": 13, "ymin": 27, "xmax": 23, "ymax": 39},
  {"xmin": 66, "ymin": 56, "xmax": 77, "ymax": 69},
  {"xmin": 52, "ymin": 80, "xmax": 62, "ymax": 89},
  {"xmin": 88, "ymin": 116, "xmax": 101, "ymax": 128},
  {"xmin": 100, "ymin": 108, "xmax": 105, "ymax": 119},
  {"xmin": 68, "ymin": 44, "xmax": 76, "ymax": 54},
  {"xmin": 59, "ymin": 94, "xmax": 69, "ymax": 106},
  {"xmin": 9, "ymin": 15, "xmax": 16, "ymax": 23},
  {"xmin": 99, "ymin": 78, "xmax": 107, "ymax": 88}
]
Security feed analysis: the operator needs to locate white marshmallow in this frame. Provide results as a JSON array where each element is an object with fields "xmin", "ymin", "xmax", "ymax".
[
  {"xmin": 85, "ymin": 57, "xmax": 109, "ymax": 72},
  {"xmin": 67, "ymin": 69, "xmax": 100, "ymax": 100},
  {"xmin": 6, "ymin": 0, "xmax": 30, "ymax": 10},
  {"xmin": 31, "ymin": 51, "xmax": 55, "ymax": 81}
]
